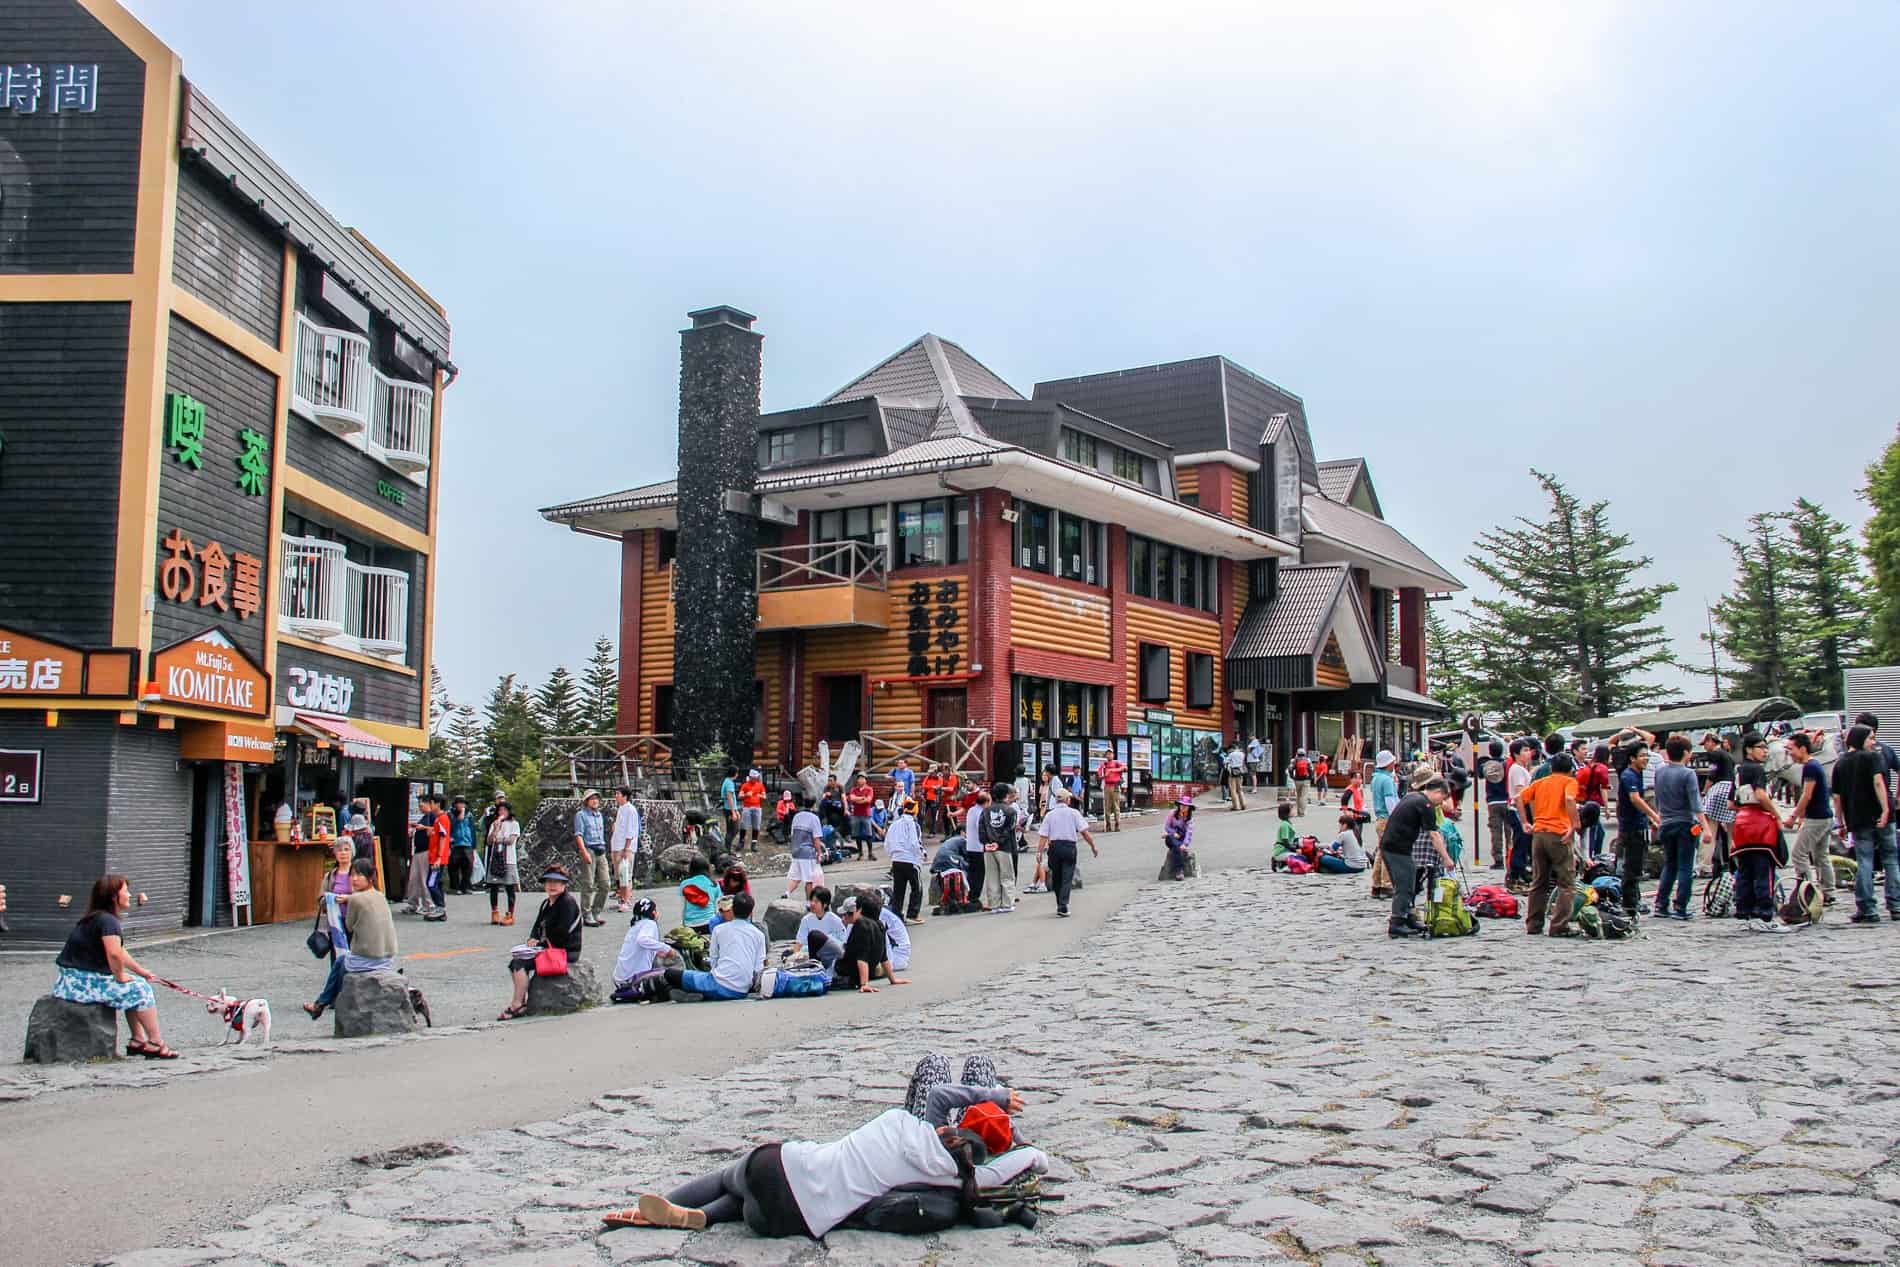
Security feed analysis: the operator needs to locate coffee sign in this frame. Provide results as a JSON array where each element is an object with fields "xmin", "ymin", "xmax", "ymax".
[{"xmin": 149, "ymin": 629, "xmax": 269, "ymax": 717}]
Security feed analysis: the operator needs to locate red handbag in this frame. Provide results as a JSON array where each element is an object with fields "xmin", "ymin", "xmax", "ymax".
[{"xmin": 532, "ymin": 946, "xmax": 569, "ymax": 977}]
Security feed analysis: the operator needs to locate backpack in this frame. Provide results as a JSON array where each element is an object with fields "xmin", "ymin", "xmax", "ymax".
[
  {"xmin": 1589, "ymin": 876, "xmax": 1623, "ymax": 907},
  {"xmin": 1426, "ymin": 876, "xmax": 1477, "ymax": 937},
  {"xmin": 1830, "ymin": 853, "xmax": 1858, "ymax": 886},
  {"xmin": 1577, "ymin": 905, "xmax": 1603, "ymax": 939},
  {"xmin": 1465, "ymin": 885, "xmax": 1519, "ymax": 919},
  {"xmin": 1702, "ymin": 870, "xmax": 1734, "ymax": 918},
  {"xmin": 1779, "ymin": 877, "xmax": 1824, "ymax": 927},
  {"xmin": 1480, "ymin": 759, "xmax": 1506, "ymax": 786},
  {"xmin": 1285, "ymin": 855, "xmax": 1316, "ymax": 874},
  {"xmin": 845, "ymin": 1183, "xmax": 965, "ymax": 1235},
  {"xmin": 935, "ymin": 869, "xmax": 971, "ymax": 914},
  {"xmin": 1599, "ymin": 905, "xmax": 1636, "ymax": 940},
  {"xmin": 760, "ymin": 966, "xmax": 828, "ymax": 998},
  {"xmin": 1294, "ymin": 758, "xmax": 1312, "ymax": 779}
]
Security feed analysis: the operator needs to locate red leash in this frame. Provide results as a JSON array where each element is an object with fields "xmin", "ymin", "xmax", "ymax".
[{"xmin": 153, "ymin": 975, "xmax": 221, "ymax": 1004}]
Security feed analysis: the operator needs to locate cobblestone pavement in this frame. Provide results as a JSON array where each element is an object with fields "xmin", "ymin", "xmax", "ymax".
[{"xmin": 99, "ymin": 856, "xmax": 1900, "ymax": 1267}]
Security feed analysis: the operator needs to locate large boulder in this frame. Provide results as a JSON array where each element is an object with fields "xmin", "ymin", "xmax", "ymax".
[
  {"xmin": 657, "ymin": 844, "xmax": 704, "ymax": 881},
  {"xmin": 762, "ymin": 899, "xmax": 806, "ymax": 942},
  {"xmin": 23, "ymin": 996, "xmax": 118, "ymax": 1063},
  {"xmin": 836, "ymin": 882, "xmax": 890, "ymax": 909},
  {"xmin": 526, "ymin": 958, "xmax": 600, "ymax": 1015},
  {"xmin": 333, "ymin": 971, "xmax": 417, "ymax": 1038},
  {"xmin": 1156, "ymin": 852, "xmax": 1201, "ymax": 882}
]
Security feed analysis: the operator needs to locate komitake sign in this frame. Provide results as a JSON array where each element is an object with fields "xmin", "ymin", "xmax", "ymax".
[{"xmin": 147, "ymin": 629, "xmax": 269, "ymax": 718}]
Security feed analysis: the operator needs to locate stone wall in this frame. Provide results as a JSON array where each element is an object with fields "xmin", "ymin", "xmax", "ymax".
[{"xmin": 520, "ymin": 796, "xmax": 690, "ymax": 888}]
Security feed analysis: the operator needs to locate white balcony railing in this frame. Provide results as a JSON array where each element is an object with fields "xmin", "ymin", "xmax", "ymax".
[
  {"xmin": 278, "ymin": 536, "xmax": 411, "ymax": 661},
  {"xmin": 280, "ymin": 536, "xmax": 347, "ymax": 640},
  {"xmin": 347, "ymin": 562, "xmax": 409, "ymax": 656},
  {"xmin": 291, "ymin": 314, "xmax": 373, "ymax": 439},
  {"xmin": 371, "ymin": 372, "xmax": 432, "ymax": 475}
]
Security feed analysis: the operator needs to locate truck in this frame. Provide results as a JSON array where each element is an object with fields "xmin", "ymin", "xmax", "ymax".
[{"xmin": 1845, "ymin": 667, "xmax": 1900, "ymax": 738}]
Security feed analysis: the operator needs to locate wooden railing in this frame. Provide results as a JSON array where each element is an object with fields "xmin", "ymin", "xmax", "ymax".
[
  {"xmin": 757, "ymin": 539, "xmax": 887, "ymax": 592},
  {"xmin": 539, "ymin": 734, "xmax": 674, "ymax": 794},
  {"xmin": 860, "ymin": 727, "xmax": 990, "ymax": 778}
]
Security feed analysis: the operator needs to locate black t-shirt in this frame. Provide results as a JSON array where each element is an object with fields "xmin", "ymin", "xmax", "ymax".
[
  {"xmin": 56, "ymin": 912, "xmax": 121, "ymax": 974},
  {"xmin": 1692, "ymin": 748, "xmax": 1735, "ymax": 788},
  {"xmin": 1835, "ymin": 750, "xmax": 1887, "ymax": 832},
  {"xmin": 1380, "ymin": 792, "xmax": 1435, "ymax": 855},
  {"xmin": 833, "ymin": 918, "xmax": 888, "ymax": 984}
]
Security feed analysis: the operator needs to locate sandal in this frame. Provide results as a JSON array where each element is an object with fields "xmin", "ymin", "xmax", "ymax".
[
  {"xmin": 126, "ymin": 1039, "xmax": 154, "ymax": 1056},
  {"xmin": 497, "ymin": 1005, "xmax": 526, "ymax": 1021},
  {"xmin": 140, "ymin": 1044, "xmax": 181, "ymax": 1060}
]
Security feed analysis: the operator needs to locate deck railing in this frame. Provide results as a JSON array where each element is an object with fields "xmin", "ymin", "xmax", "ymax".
[
  {"xmin": 860, "ymin": 727, "xmax": 990, "ymax": 778},
  {"xmin": 290, "ymin": 314, "xmax": 373, "ymax": 438},
  {"xmin": 757, "ymin": 539, "xmax": 887, "ymax": 591}
]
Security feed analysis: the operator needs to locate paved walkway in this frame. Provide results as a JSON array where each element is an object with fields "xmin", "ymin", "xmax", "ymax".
[{"xmin": 99, "ymin": 847, "xmax": 1900, "ymax": 1267}]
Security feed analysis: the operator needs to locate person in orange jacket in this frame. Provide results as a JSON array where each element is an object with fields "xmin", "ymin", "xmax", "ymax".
[{"xmin": 421, "ymin": 792, "xmax": 452, "ymax": 922}]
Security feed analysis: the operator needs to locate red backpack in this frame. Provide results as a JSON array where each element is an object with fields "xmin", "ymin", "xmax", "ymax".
[
  {"xmin": 1465, "ymin": 885, "xmax": 1519, "ymax": 919},
  {"xmin": 1294, "ymin": 758, "xmax": 1312, "ymax": 779}
]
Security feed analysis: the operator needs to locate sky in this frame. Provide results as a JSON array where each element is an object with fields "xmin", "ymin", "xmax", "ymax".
[{"xmin": 130, "ymin": 0, "xmax": 1900, "ymax": 720}]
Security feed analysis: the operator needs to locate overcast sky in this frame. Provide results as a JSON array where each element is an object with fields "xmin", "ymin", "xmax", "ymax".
[{"xmin": 132, "ymin": 0, "xmax": 1899, "ymax": 719}]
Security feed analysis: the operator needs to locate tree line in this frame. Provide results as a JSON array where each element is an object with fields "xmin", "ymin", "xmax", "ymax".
[
  {"xmin": 1430, "ymin": 424, "xmax": 1899, "ymax": 734},
  {"xmin": 401, "ymin": 635, "xmax": 619, "ymax": 822}
]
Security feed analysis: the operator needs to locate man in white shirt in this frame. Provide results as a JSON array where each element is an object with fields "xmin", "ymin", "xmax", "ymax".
[
  {"xmin": 960, "ymin": 791, "xmax": 989, "ymax": 907},
  {"xmin": 796, "ymin": 886, "xmax": 847, "ymax": 970},
  {"xmin": 1223, "ymin": 744, "xmax": 1249, "ymax": 811},
  {"xmin": 884, "ymin": 798, "xmax": 926, "ymax": 922},
  {"xmin": 666, "ymin": 892, "xmax": 765, "ymax": 1001},
  {"xmin": 1246, "ymin": 735, "xmax": 1266, "ymax": 791},
  {"xmin": 1035, "ymin": 787, "xmax": 1099, "ymax": 918},
  {"xmin": 610, "ymin": 787, "xmax": 641, "ymax": 915}
]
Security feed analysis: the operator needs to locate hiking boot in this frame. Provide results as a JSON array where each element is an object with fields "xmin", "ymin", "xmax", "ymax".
[
  {"xmin": 490, "ymin": 911, "xmax": 502, "ymax": 926},
  {"xmin": 1388, "ymin": 923, "xmax": 1423, "ymax": 938},
  {"xmin": 1850, "ymin": 912, "xmax": 1880, "ymax": 924},
  {"xmin": 1547, "ymin": 928, "xmax": 1581, "ymax": 938},
  {"xmin": 503, "ymin": 912, "xmax": 516, "ymax": 926}
]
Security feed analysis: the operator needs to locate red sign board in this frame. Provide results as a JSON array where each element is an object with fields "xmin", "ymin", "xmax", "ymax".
[
  {"xmin": 0, "ymin": 749, "xmax": 42, "ymax": 804},
  {"xmin": 148, "ymin": 629, "xmax": 270, "ymax": 718},
  {"xmin": 0, "ymin": 628, "xmax": 83, "ymax": 698}
]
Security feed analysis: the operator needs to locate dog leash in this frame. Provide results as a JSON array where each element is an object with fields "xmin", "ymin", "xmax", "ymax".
[{"xmin": 152, "ymin": 975, "xmax": 222, "ymax": 1004}]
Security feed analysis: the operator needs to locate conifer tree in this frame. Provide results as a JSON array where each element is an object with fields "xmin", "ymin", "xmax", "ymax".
[
  {"xmin": 1863, "ymin": 425, "xmax": 1900, "ymax": 664},
  {"xmin": 581, "ymin": 636, "xmax": 620, "ymax": 734},
  {"xmin": 478, "ymin": 674, "xmax": 543, "ymax": 789},
  {"xmin": 535, "ymin": 666, "xmax": 585, "ymax": 737},
  {"xmin": 1711, "ymin": 514, "xmax": 1795, "ymax": 699},
  {"xmin": 1462, "ymin": 470, "xmax": 1676, "ymax": 732},
  {"xmin": 1780, "ymin": 497, "xmax": 1868, "ymax": 708},
  {"xmin": 1424, "ymin": 605, "xmax": 1479, "ymax": 719}
]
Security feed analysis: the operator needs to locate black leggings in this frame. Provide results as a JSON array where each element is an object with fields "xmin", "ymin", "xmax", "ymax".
[
  {"xmin": 488, "ymin": 884, "xmax": 517, "ymax": 912},
  {"xmin": 668, "ymin": 1144, "xmax": 810, "ymax": 1238},
  {"xmin": 890, "ymin": 862, "xmax": 922, "ymax": 920}
]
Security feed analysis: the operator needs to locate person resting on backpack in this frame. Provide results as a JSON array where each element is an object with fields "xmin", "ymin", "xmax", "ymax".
[
  {"xmin": 1319, "ymin": 812, "xmax": 1369, "ymax": 874},
  {"xmin": 930, "ymin": 834, "xmax": 975, "ymax": 910},
  {"xmin": 1271, "ymin": 801, "xmax": 1298, "ymax": 870},
  {"xmin": 602, "ymin": 1084, "xmax": 1045, "ymax": 1238}
]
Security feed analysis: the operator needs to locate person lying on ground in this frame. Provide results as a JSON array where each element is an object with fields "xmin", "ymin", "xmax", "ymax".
[
  {"xmin": 661, "ymin": 891, "xmax": 766, "ymax": 1001},
  {"xmin": 833, "ymin": 894, "xmax": 909, "ymax": 992},
  {"xmin": 1319, "ymin": 813, "xmax": 1369, "ymax": 873},
  {"xmin": 602, "ymin": 1087, "xmax": 1046, "ymax": 1238}
]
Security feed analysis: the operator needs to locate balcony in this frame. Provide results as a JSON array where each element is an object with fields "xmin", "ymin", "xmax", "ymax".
[
  {"xmin": 290, "ymin": 314, "xmax": 374, "ymax": 440},
  {"xmin": 370, "ymin": 372, "xmax": 432, "ymax": 475},
  {"xmin": 279, "ymin": 535, "xmax": 411, "ymax": 661},
  {"xmin": 755, "ymin": 539, "xmax": 888, "ymax": 631}
]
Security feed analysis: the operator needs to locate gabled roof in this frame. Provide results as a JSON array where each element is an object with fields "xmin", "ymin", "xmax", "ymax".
[
  {"xmin": 1228, "ymin": 564, "xmax": 1353, "ymax": 660},
  {"xmin": 824, "ymin": 335, "xmax": 1023, "ymax": 444},
  {"xmin": 1301, "ymin": 494, "xmax": 1462, "ymax": 591},
  {"xmin": 1316, "ymin": 458, "xmax": 1383, "ymax": 516}
]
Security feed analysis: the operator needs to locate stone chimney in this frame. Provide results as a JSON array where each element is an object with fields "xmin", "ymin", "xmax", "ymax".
[{"xmin": 671, "ymin": 306, "xmax": 763, "ymax": 772}]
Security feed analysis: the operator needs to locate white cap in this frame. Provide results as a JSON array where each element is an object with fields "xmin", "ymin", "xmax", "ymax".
[{"xmin": 1375, "ymin": 750, "xmax": 1396, "ymax": 769}]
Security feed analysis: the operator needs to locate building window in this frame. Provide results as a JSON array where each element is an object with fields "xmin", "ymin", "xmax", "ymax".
[
  {"xmin": 766, "ymin": 430, "xmax": 794, "ymax": 464},
  {"xmin": 819, "ymin": 420, "xmax": 843, "ymax": 456},
  {"xmin": 656, "ymin": 530, "xmax": 677, "ymax": 569},
  {"xmin": 1113, "ymin": 447, "xmax": 1144, "ymax": 483},
  {"xmin": 1014, "ymin": 675, "xmax": 1109, "ymax": 739},
  {"xmin": 1062, "ymin": 429, "xmax": 1098, "ymax": 468},
  {"xmin": 654, "ymin": 684, "xmax": 675, "ymax": 735},
  {"xmin": 1179, "ymin": 492, "xmax": 1199, "ymax": 509},
  {"xmin": 893, "ymin": 496, "xmax": 968, "ymax": 567},
  {"xmin": 755, "ymin": 680, "xmax": 767, "ymax": 749},
  {"xmin": 1016, "ymin": 501, "xmax": 1104, "ymax": 585},
  {"xmin": 812, "ymin": 505, "xmax": 887, "ymax": 550},
  {"xmin": 1127, "ymin": 534, "xmax": 1220, "ymax": 614},
  {"xmin": 1139, "ymin": 643, "xmax": 1171, "ymax": 704},
  {"xmin": 1187, "ymin": 653, "xmax": 1214, "ymax": 709}
]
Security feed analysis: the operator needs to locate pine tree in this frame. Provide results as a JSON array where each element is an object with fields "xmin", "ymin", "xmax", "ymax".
[
  {"xmin": 447, "ymin": 705, "xmax": 484, "ymax": 791},
  {"xmin": 1462, "ymin": 470, "xmax": 1677, "ymax": 732},
  {"xmin": 581, "ymin": 636, "xmax": 620, "ymax": 734},
  {"xmin": 1863, "ymin": 424, "xmax": 1900, "ymax": 664},
  {"xmin": 1780, "ymin": 497, "xmax": 1869, "ymax": 708},
  {"xmin": 1712, "ymin": 513, "xmax": 1804, "ymax": 700},
  {"xmin": 426, "ymin": 664, "xmax": 455, "ymax": 738},
  {"xmin": 1424, "ymin": 605, "xmax": 1479, "ymax": 719},
  {"xmin": 478, "ymin": 674, "xmax": 544, "ymax": 790},
  {"xmin": 535, "ymin": 666, "xmax": 585, "ymax": 737}
]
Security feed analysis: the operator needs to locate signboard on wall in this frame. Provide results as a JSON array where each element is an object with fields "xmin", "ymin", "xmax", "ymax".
[
  {"xmin": 148, "ymin": 629, "xmax": 270, "ymax": 717},
  {"xmin": 286, "ymin": 666, "xmax": 355, "ymax": 715},
  {"xmin": 0, "ymin": 749, "xmax": 42, "ymax": 803},
  {"xmin": 0, "ymin": 628, "xmax": 82, "ymax": 697}
]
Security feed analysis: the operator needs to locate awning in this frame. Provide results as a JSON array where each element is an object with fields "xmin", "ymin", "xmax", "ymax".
[
  {"xmin": 1570, "ymin": 696, "xmax": 1800, "ymax": 740},
  {"xmin": 291, "ymin": 712, "xmax": 394, "ymax": 764},
  {"xmin": 1379, "ymin": 684, "xmax": 1452, "ymax": 719}
]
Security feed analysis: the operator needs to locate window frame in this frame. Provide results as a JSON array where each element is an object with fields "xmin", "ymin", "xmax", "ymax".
[
  {"xmin": 1186, "ymin": 652, "xmax": 1214, "ymax": 709},
  {"xmin": 892, "ymin": 496, "xmax": 968, "ymax": 568},
  {"xmin": 1063, "ymin": 429, "xmax": 1098, "ymax": 468},
  {"xmin": 1139, "ymin": 642, "xmax": 1171, "ymax": 705},
  {"xmin": 818, "ymin": 420, "xmax": 844, "ymax": 456},
  {"xmin": 766, "ymin": 429, "xmax": 795, "ymax": 464}
]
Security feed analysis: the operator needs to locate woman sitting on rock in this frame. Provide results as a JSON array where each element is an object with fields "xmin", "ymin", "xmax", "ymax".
[
  {"xmin": 602, "ymin": 1082, "xmax": 1044, "ymax": 1238},
  {"xmin": 498, "ymin": 865, "xmax": 583, "ymax": 1021},
  {"xmin": 305, "ymin": 859, "xmax": 397, "ymax": 1020},
  {"xmin": 51, "ymin": 874, "xmax": 177, "ymax": 1058},
  {"xmin": 1162, "ymin": 796, "xmax": 1195, "ymax": 880}
]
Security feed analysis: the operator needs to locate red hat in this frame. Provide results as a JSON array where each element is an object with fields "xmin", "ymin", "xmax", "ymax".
[{"xmin": 959, "ymin": 1100, "xmax": 1013, "ymax": 1155}]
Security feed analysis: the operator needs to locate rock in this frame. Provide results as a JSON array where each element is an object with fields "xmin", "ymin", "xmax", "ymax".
[
  {"xmin": 526, "ymin": 959, "xmax": 601, "ymax": 1015},
  {"xmin": 762, "ymin": 899, "xmax": 806, "ymax": 942},
  {"xmin": 1157, "ymin": 852, "xmax": 1201, "ymax": 881},
  {"xmin": 657, "ymin": 844, "xmax": 705, "ymax": 880},
  {"xmin": 836, "ymin": 882, "xmax": 888, "ymax": 908},
  {"xmin": 332, "ymin": 972, "xmax": 417, "ymax": 1037},
  {"xmin": 23, "ymin": 995, "xmax": 119, "ymax": 1063}
]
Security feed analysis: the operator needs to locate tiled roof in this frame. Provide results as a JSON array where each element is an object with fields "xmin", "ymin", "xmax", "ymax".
[
  {"xmin": 1301, "ymin": 494, "xmax": 1462, "ymax": 590},
  {"xmin": 880, "ymin": 405, "xmax": 939, "ymax": 449},
  {"xmin": 825, "ymin": 334, "xmax": 1022, "ymax": 408},
  {"xmin": 1227, "ymin": 564, "xmax": 1350, "ymax": 660},
  {"xmin": 939, "ymin": 339, "xmax": 1023, "ymax": 400},
  {"xmin": 541, "ymin": 478, "xmax": 677, "ymax": 518},
  {"xmin": 1316, "ymin": 458, "xmax": 1364, "ymax": 503}
]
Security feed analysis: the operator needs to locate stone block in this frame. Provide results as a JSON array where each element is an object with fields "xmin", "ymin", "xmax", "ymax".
[
  {"xmin": 23, "ymin": 995, "xmax": 119, "ymax": 1063},
  {"xmin": 657, "ymin": 844, "xmax": 704, "ymax": 880},
  {"xmin": 332, "ymin": 971, "xmax": 417, "ymax": 1037},
  {"xmin": 1157, "ymin": 852, "xmax": 1201, "ymax": 881},
  {"xmin": 762, "ymin": 899, "xmax": 806, "ymax": 943},
  {"xmin": 526, "ymin": 958, "xmax": 601, "ymax": 1015}
]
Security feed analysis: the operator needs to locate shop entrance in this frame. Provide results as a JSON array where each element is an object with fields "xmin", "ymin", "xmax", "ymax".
[
  {"xmin": 186, "ymin": 766, "xmax": 220, "ymax": 928},
  {"xmin": 817, "ymin": 674, "xmax": 863, "ymax": 744},
  {"xmin": 928, "ymin": 687, "xmax": 967, "ymax": 766}
]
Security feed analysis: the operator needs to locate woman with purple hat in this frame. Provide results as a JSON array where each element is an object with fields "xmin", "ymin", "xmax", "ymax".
[{"xmin": 1162, "ymin": 796, "xmax": 1195, "ymax": 881}]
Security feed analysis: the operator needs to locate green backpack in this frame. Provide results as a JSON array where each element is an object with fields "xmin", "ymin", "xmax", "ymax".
[{"xmin": 1426, "ymin": 876, "xmax": 1477, "ymax": 937}]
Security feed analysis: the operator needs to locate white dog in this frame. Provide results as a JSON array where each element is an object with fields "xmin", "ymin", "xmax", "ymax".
[{"xmin": 206, "ymin": 991, "xmax": 272, "ymax": 1046}]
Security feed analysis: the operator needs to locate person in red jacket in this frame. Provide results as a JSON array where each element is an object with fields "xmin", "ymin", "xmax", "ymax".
[
  {"xmin": 421, "ymin": 793, "xmax": 451, "ymax": 922},
  {"xmin": 846, "ymin": 773, "xmax": 878, "ymax": 861}
]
